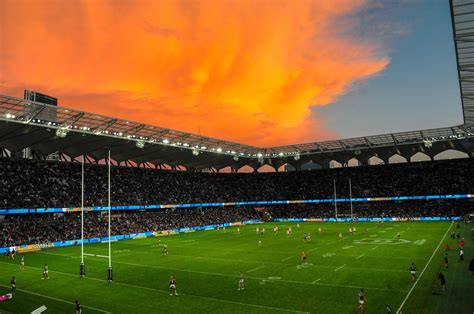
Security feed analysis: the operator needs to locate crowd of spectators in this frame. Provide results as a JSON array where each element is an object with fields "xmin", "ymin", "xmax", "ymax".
[
  {"xmin": 1, "ymin": 157, "xmax": 473, "ymax": 247},
  {"xmin": 2, "ymin": 200, "xmax": 472, "ymax": 247},
  {"xmin": 0, "ymin": 206, "xmax": 259, "ymax": 247},
  {"xmin": 266, "ymin": 200, "xmax": 474, "ymax": 219},
  {"xmin": 0, "ymin": 157, "xmax": 473, "ymax": 209}
]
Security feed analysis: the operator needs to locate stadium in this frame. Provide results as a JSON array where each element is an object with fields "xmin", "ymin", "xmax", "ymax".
[{"xmin": 1, "ymin": 1, "xmax": 474, "ymax": 313}]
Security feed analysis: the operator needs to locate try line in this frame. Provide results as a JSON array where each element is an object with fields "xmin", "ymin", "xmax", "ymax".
[{"xmin": 396, "ymin": 221, "xmax": 454, "ymax": 314}]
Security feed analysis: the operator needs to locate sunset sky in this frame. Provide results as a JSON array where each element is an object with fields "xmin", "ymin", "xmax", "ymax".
[{"xmin": 0, "ymin": 0, "xmax": 463, "ymax": 146}]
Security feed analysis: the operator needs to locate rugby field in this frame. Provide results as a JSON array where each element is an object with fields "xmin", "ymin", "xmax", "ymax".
[{"xmin": 0, "ymin": 221, "xmax": 472, "ymax": 313}]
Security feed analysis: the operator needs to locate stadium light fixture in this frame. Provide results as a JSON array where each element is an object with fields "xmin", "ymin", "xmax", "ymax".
[
  {"xmin": 136, "ymin": 141, "xmax": 145, "ymax": 149},
  {"xmin": 233, "ymin": 156, "xmax": 239, "ymax": 161},
  {"xmin": 294, "ymin": 153, "xmax": 301, "ymax": 160},
  {"xmin": 257, "ymin": 153, "xmax": 263, "ymax": 158},
  {"xmin": 55, "ymin": 128, "xmax": 68, "ymax": 138},
  {"xmin": 183, "ymin": 143, "xmax": 190, "ymax": 147},
  {"xmin": 201, "ymin": 146, "xmax": 207, "ymax": 150},
  {"xmin": 192, "ymin": 148, "xmax": 199, "ymax": 156},
  {"xmin": 216, "ymin": 148, "xmax": 223, "ymax": 153},
  {"xmin": 278, "ymin": 152, "xmax": 284, "ymax": 157},
  {"xmin": 162, "ymin": 139, "xmax": 170, "ymax": 144},
  {"xmin": 423, "ymin": 140, "xmax": 433, "ymax": 148}
]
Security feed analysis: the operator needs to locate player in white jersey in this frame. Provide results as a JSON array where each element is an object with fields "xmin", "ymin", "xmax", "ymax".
[
  {"xmin": 356, "ymin": 289, "xmax": 365, "ymax": 313},
  {"xmin": 238, "ymin": 272, "xmax": 245, "ymax": 290},
  {"xmin": 318, "ymin": 227, "xmax": 322, "ymax": 233},
  {"xmin": 237, "ymin": 227, "xmax": 240, "ymax": 235},
  {"xmin": 42, "ymin": 264, "xmax": 49, "ymax": 279},
  {"xmin": 256, "ymin": 227, "xmax": 260, "ymax": 234},
  {"xmin": 349, "ymin": 227, "xmax": 353, "ymax": 235},
  {"xmin": 339, "ymin": 232, "xmax": 343, "ymax": 240}
]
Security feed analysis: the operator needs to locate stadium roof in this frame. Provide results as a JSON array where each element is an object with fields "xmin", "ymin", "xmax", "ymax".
[{"xmin": 0, "ymin": 0, "xmax": 473, "ymax": 171}]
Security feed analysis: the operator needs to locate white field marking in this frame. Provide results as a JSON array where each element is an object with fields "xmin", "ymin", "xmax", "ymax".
[
  {"xmin": 153, "ymin": 237, "xmax": 340, "ymax": 255},
  {"xmin": 307, "ymin": 247, "xmax": 319, "ymax": 252},
  {"xmin": 259, "ymin": 276, "xmax": 282, "ymax": 285},
  {"xmin": 296, "ymin": 263, "xmax": 313, "ymax": 270},
  {"xmin": 371, "ymin": 246, "xmax": 379, "ymax": 250},
  {"xmin": 38, "ymin": 251, "xmax": 78, "ymax": 259},
  {"xmin": 40, "ymin": 249, "xmax": 282, "ymax": 267},
  {"xmin": 354, "ymin": 238, "xmax": 411, "ymax": 245},
  {"xmin": 313, "ymin": 281, "xmax": 406, "ymax": 293},
  {"xmin": 413, "ymin": 239, "xmax": 426, "ymax": 246},
  {"xmin": 342, "ymin": 245, "xmax": 353, "ymax": 250},
  {"xmin": 187, "ymin": 291, "xmax": 309, "ymax": 314},
  {"xmin": 31, "ymin": 305, "xmax": 47, "ymax": 314},
  {"xmin": 396, "ymin": 221, "xmax": 454, "ymax": 314},
  {"xmin": 281, "ymin": 256, "xmax": 293, "ymax": 262},
  {"xmin": 347, "ymin": 267, "xmax": 405, "ymax": 273},
  {"xmin": 0, "ymin": 264, "xmax": 305, "ymax": 314},
  {"xmin": 0, "ymin": 284, "xmax": 109, "ymax": 313},
  {"xmin": 369, "ymin": 235, "xmax": 378, "ymax": 237},
  {"xmin": 84, "ymin": 253, "xmax": 109, "ymax": 258},
  {"xmin": 247, "ymin": 266, "xmax": 265, "ymax": 273},
  {"xmin": 334, "ymin": 264, "xmax": 346, "ymax": 272},
  {"xmin": 113, "ymin": 249, "xmax": 130, "ymax": 253},
  {"xmin": 311, "ymin": 278, "xmax": 321, "ymax": 284},
  {"xmin": 0, "ymin": 261, "xmax": 406, "ymax": 294},
  {"xmin": 356, "ymin": 254, "xmax": 365, "ymax": 259}
]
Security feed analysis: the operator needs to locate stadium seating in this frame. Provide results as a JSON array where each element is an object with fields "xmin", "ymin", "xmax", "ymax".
[
  {"xmin": 0, "ymin": 157, "xmax": 473, "ymax": 208},
  {"xmin": 1, "ymin": 156, "xmax": 473, "ymax": 247}
]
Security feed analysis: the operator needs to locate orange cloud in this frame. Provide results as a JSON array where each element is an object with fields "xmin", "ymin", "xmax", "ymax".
[{"xmin": 0, "ymin": 0, "xmax": 389, "ymax": 146}]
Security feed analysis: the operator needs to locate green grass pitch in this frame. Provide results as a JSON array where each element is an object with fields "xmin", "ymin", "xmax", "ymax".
[{"xmin": 0, "ymin": 221, "xmax": 472, "ymax": 313}]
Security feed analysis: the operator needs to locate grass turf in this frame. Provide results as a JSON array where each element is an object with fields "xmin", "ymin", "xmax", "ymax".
[{"xmin": 0, "ymin": 221, "xmax": 472, "ymax": 313}]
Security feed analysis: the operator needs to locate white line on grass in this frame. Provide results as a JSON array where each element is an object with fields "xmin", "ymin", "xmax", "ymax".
[
  {"xmin": 281, "ymin": 256, "xmax": 293, "ymax": 262},
  {"xmin": 396, "ymin": 221, "xmax": 454, "ymax": 314},
  {"xmin": 307, "ymin": 247, "xmax": 319, "ymax": 253},
  {"xmin": 84, "ymin": 253, "xmax": 109, "ymax": 258},
  {"xmin": 371, "ymin": 246, "xmax": 379, "ymax": 250},
  {"xmin": 311, "ymin": 279, "xmax": 321, "ymax": 284},
  {"xmin": 356, "ymin": 254, "xmax": 364, "ymax": 259},
  {"xmin": 0, "ymin": 284, "xmax": 109, "ymax": 313},
  {"xmin": 334, "ymin": 264, "xmax": 346, "ymax": 272},
  {"xmin": 0, "ymin": 261, "xmax": 407, "ymax": 293},
  {"xmin": 247, "ymin": 266, "xmax": 265, "ymax": 273},
  {"xmin": 314, "ymin": 281, "xmax": 406, "ymax": 293},
  {"xmin": 0, "ymin": 263, "xmax": 306, "ymax": 314}
]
